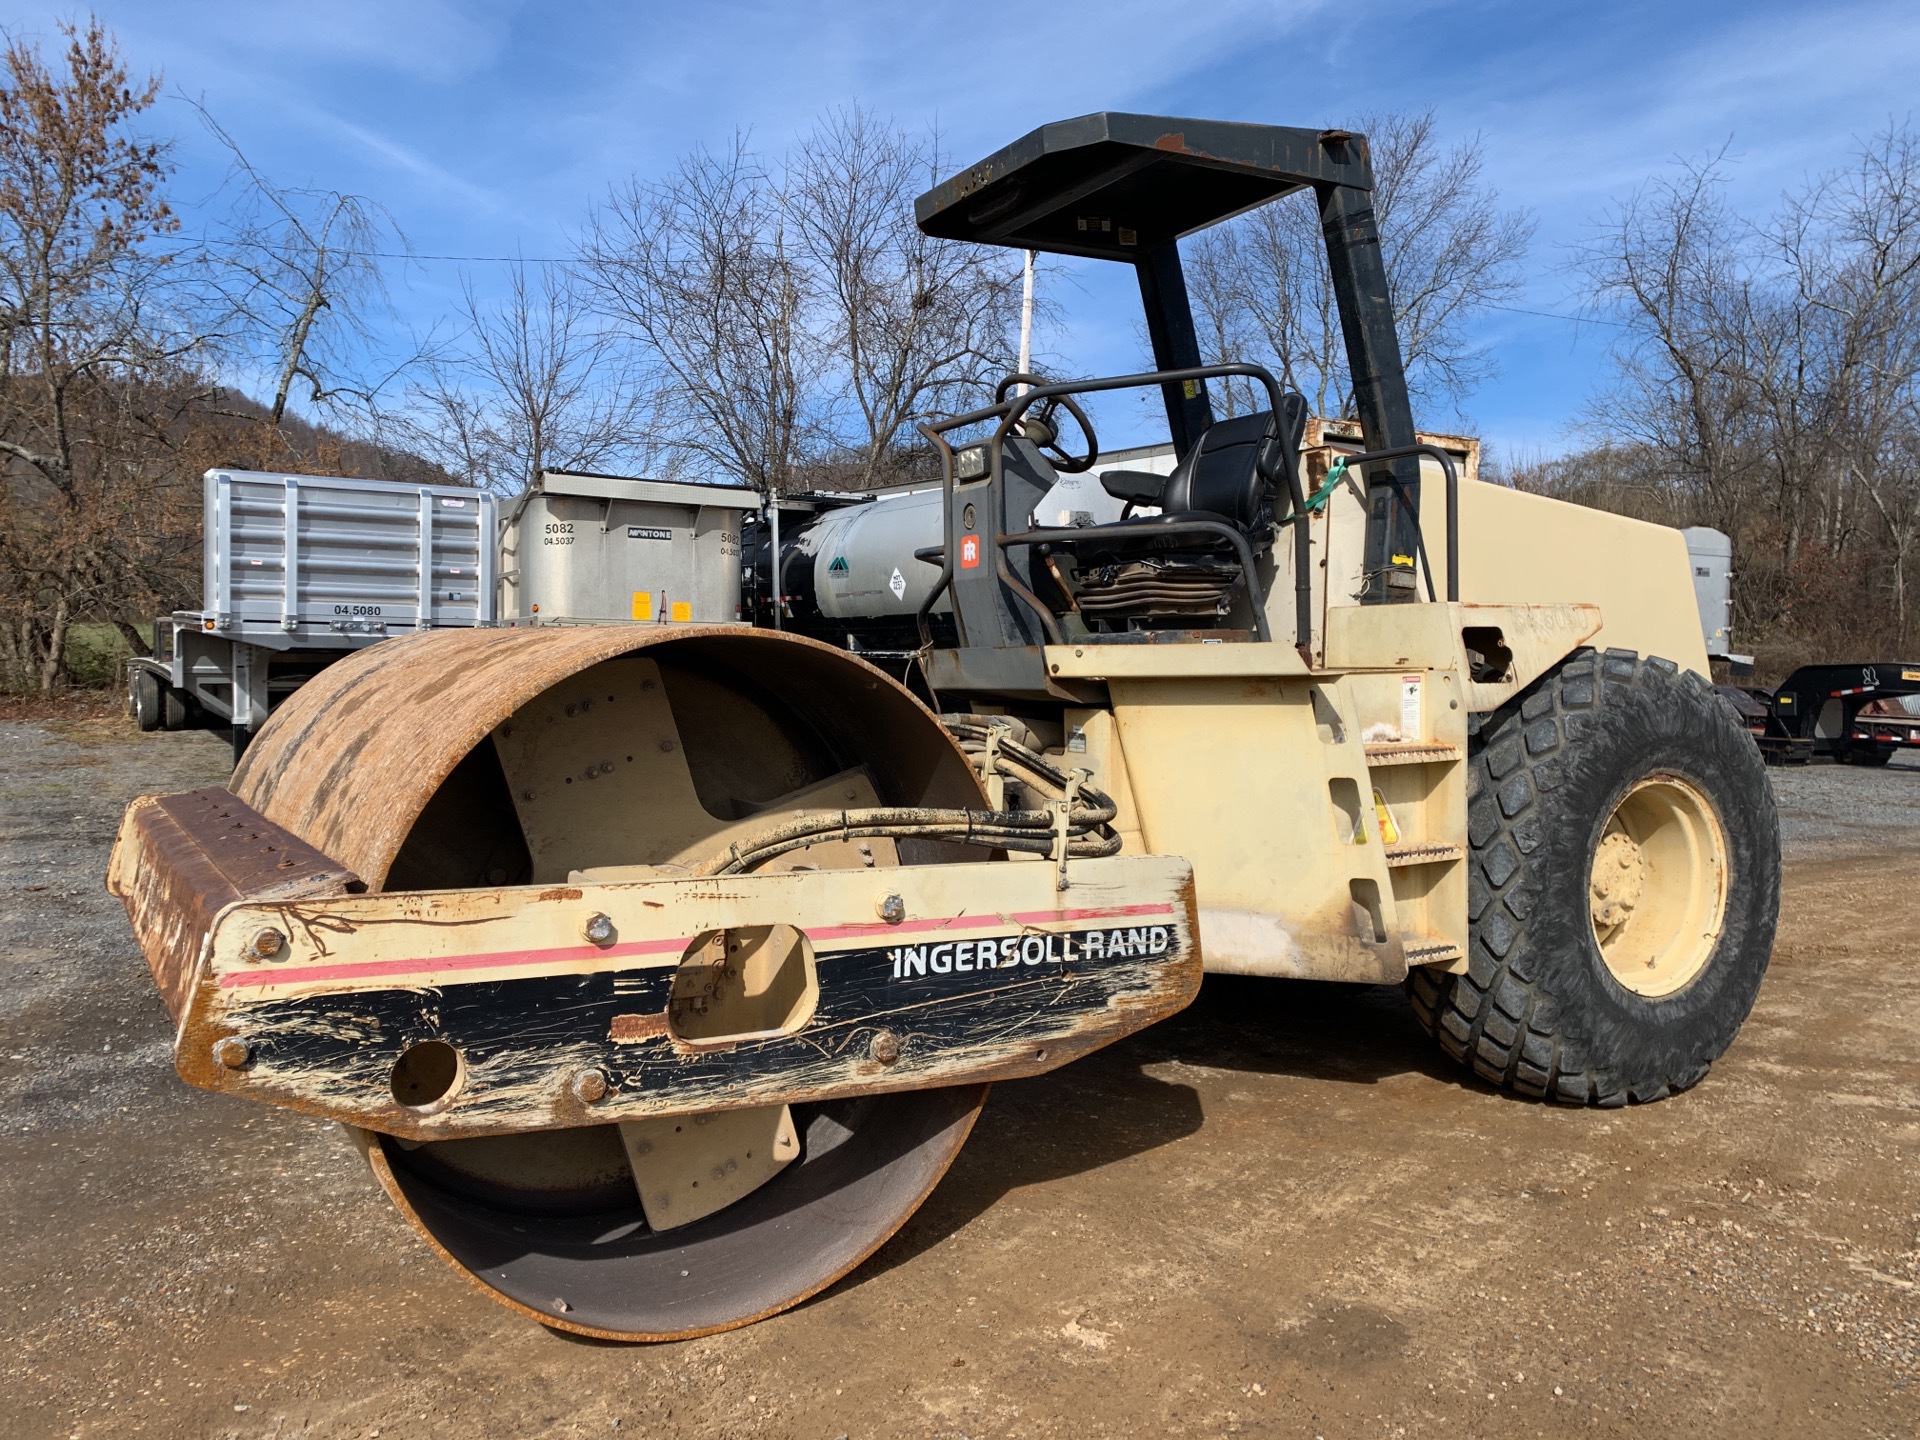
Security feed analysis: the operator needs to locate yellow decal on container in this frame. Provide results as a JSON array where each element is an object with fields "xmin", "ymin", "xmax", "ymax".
[
  {"xmin": 670, "ymin": 600, "xmax": 692, "ymax": 623},
  {"xmin": 631, "ymin": 591, "xmax": 652, "ymax": 621},
  {"xmin": 1391, "ymin": 553, "xmax": 1414, "ymax": 567},
  {"xmin": 1904, "ymin": 669, "xmax": 1920, "ymax": 681},
  {"xmin": 1372, "ymin": 788, "xmax": 1401, "ymax": 845}
]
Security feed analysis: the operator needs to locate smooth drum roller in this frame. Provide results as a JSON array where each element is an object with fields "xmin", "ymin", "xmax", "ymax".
[{"xmin": 229, "ymin": 626, "xmax": 991, "ymax": 1339}]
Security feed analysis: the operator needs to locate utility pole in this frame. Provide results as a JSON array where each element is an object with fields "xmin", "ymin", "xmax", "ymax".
[{"xmin": 1017, "ymin": 249, "xmax": 1035, "ymax": 394}]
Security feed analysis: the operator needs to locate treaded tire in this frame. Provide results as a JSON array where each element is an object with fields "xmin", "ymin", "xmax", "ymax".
[
  {"xmin": 1407, "ymin": 648, "xmax": 1779, "ymax": 1105},
  {"xmin": 129, "ymin": 669, "xmax": 162, "ymax": 732}
]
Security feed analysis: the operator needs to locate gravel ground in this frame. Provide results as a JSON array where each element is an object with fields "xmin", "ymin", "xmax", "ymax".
[
  {"xmin": 1766, "ymin": 751, "xmax": 1920, "ymax": 859},
  {"xmin": 2, "ymin": 713, "xmax": 1917, "ymax": 1439}
]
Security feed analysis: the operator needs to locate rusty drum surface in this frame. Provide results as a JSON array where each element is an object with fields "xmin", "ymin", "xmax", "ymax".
[{"xmin": 227, "ymin": 624, "xmax": 993, "ymax": 1340}]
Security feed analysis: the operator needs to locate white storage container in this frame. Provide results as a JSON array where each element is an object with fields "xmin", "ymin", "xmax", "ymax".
[
  {"xmin": 203, "ymin": 468, "xmax": 497, "ymax": 645},
  {"xmin": 501, "ymin": 471, "xmax": 761, "ymax": 625},
  {"xmin": 1683, "ymin": 526, "xmax": 1735, "ymax": 661}
]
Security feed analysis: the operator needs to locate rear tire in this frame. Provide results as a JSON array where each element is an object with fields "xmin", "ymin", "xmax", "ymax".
[
  {"xmin": 1407, "ymin": 649, "xmax": 1779, "ymax": 1105},
  {"xmin": 129, "ymin": 669, "xmax": 161, "ymax": 732}
]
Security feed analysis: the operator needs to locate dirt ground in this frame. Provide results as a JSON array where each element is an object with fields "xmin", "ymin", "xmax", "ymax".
[{"xmin": 3, "ymin": 711, "xmax": 1917, "ymax": 1439}]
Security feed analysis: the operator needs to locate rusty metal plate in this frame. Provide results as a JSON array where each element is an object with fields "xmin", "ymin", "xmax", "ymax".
[
  {"xmin": 227, "ymin": 625, "xmax": 981, "ymax": 890},
  {"xmin": 174, "ymin": 855, "xmax": 1202, "ymax": 1140},
  {"xmin": 106, "ymin": 787, "xmax": 364, "ymax": 1026}
]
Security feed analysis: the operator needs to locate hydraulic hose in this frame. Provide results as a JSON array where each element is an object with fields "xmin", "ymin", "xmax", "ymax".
[{"xmin": 694, "ymin": 715, "xmax": 1122, "ymax": 876}]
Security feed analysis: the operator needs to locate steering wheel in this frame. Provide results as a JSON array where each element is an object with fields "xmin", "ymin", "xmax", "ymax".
[{"xmin": 1011, "ymin": 391, "xmax": 1099, "ymax": 473}]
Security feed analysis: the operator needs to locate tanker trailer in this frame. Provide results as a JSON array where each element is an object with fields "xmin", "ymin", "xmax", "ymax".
[{"xmin": 108, "ymin": 113, "xmax": 1778, "ymax": 1342}]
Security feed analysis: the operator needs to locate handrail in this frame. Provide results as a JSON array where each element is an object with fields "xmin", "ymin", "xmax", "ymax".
[{"xmin": 1313, "ymin": 442, "xmax": 1461, "ymax": 603}]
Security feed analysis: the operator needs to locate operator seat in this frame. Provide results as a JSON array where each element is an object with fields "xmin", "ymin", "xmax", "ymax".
[
  {"xmin": 1098, "ymin": 395, "xmax": 1308, "ymax": 532},
  {"xmin": 1043, "ymin": 394, "xmax": 1307, "ymax": 630}
]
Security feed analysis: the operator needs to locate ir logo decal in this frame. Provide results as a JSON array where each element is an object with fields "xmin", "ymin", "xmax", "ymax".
[{"xmin": 960, "ymin": 535, "xmax": 981, "ymax": 569}]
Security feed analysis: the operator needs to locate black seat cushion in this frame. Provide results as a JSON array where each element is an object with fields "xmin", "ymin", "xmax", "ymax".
[
  {"xmin": 1092, "ymin": 398, "xmax": 1307, "ymax": 531},
  {"xmin": 1160, "ymin": 410, "xmax": 1284, "ymax": 527}
]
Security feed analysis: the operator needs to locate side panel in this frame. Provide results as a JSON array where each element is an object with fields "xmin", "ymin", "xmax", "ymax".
[
  {"xmin": 1447, "ymin": 483, "xmax": 1710, "ymax": 676},
  {"xmin": 1684, "ymin": 526, "xmax": 1735, "ymax": 660},
  {"xmin": 203, "ymin": 469, "xmax": 495, "ymax": 642},
  {"xmin": 1104, "ymin": 673, "xmax": 1407, "ymax": 983},
  {"xmin": 507, "ymin": 492, "xmax": 746, "ymax": 624},
  {"xmin": 1276, "ymin": 461, "xmax": 1710, "ymax": 678}
]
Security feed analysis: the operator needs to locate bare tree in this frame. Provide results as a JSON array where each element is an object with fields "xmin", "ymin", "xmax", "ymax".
[
  {"xmin": 1186, "ymin": 110, "xmax": 1533, "ymax": 419},
  {"xmin": 788, "ymin": 108, "xmax": 1022, "ymax": 487},
  {"xmin": 407, "ymin": 260, "xmax": 652, "ymax": 494},
  {"xmin": 1575, "ymin": 149, "xmax": 1761, "ymax": 538},
  {"xmin": 1577, "ymin": 124, "xmax": 1920, "ymax": 658},
  {"xmin": 578, "ymin": 137, "xmax": 814, "ymax": 493},
  {"xmin": 1764, "ymin": 125, "xmax": 1920, "ymax": 606},
  {"xmin": 0, "ymin": 17, "xmax": 206, "ymax": 691},
  {"xmin": 195, "ymin": 104, "xmax": 417, "ymax": 453},
  {"xmin": 1186, "ymin": 194, "xmax": 1327, "ymax": 415}
]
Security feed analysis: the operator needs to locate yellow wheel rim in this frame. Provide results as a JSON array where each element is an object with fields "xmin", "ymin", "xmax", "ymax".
[{"xmin": 1588, "ymin": 774, "xmax": 1728, "ymax": 997}]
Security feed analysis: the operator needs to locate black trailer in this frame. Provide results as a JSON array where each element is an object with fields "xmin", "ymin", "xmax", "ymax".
[{"xmin": 1745, "ymin": 662, "xmax": 1920, "ymax": 765}]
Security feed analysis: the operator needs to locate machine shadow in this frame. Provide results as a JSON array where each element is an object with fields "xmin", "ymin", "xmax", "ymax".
[{"xmin": 833, "ymin": 973, "xmax": 1473, "ymax": 1295}]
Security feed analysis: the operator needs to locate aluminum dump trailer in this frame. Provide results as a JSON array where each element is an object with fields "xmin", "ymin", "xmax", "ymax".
[{"xmin": 127, "ymin": 470, "xmax": 498, "ymax": 754}]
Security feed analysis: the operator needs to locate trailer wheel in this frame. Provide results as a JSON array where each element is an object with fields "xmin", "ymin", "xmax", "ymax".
[
  {"xmin": 1407, "ymin": 649, "xmax": 1778, "ymax": 1105},
  {"xmin": 129, "ymin": 669, "xmax": 162, "ymax": 732}
]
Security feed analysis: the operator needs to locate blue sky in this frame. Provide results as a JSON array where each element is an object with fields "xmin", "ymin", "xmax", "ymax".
[{"xmin": 11, "ymin": 0, "xmax": 1920, "ymax": 462}]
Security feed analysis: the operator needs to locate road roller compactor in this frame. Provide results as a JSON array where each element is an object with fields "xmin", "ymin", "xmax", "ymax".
[{"xmin": 107, "ymin": 115, "xmax": 1780, "ymax": 1341}]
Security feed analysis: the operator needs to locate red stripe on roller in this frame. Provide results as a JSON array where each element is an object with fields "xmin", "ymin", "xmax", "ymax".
[
  {"xmin": 220, "ymin": 935, "xmax": 690, "ymax": 990},
  {"xmin": 219, "ymin": 902, "xmax": 1177, "ymax": 993}
]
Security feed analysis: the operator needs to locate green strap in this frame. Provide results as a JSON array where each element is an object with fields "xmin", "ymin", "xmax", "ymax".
[{"xmin": 1282, "ymin": 456, "xmax": 1349, "ymax": 524}]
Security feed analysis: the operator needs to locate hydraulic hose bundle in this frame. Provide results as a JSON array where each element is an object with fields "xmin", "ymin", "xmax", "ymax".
[{"xmin": 696, "ymin": 715, "xmax": 1121, "ymax": 878}]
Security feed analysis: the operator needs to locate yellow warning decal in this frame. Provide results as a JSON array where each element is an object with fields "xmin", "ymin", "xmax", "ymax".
[
  {"xmin": 1903, "ymin": 669, "xmax": 1920, "ymax": 681},
  {"xmin": 1373, "ymin": 788, "xmax": 1401, "ymax": 845},
  {"xmin": 1391, "ymin": 553, "xmax": 1414, "ymax": 567},
  {"xmin": 631, "ymin": 591, "xmax": 652, "ymax": 621},
  {"xmin": 670, "ymin": 600, "xmax": 692, "ymax": 623}
]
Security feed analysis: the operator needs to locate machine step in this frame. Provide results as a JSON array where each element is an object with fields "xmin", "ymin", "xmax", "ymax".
[
  {"xmin": 1382, "ymin": 840, "xmax": 1466, "ymax": 867},
  {"xmin": 1363, "ymin": 741, "xmax": 1464, "ymax": 767},
  {"xmin": 1403, "ymin": 936, "xmax": 1466, "ymax": 966}
]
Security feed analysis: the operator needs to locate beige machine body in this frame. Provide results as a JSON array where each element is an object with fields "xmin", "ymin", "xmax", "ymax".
[
  {"xmin": 102, "ymin": 109, "xmax": 1773, "ymax": 1346},
  {"xmin": 985, "ymin": 423, "xmax": 1707, "ymax": 989}
]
